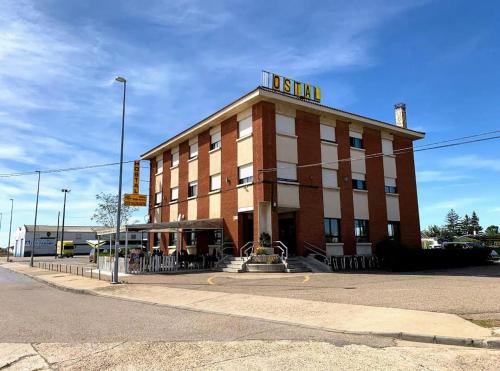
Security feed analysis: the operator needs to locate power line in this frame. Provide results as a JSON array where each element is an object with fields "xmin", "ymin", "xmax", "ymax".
[
  {"xmin": 259, "ymin": 130, "xmax": 500, "ymax": 173},
  {"xmin": 0, "ymin": 130, "xmax": 499, "ymax": 178}
]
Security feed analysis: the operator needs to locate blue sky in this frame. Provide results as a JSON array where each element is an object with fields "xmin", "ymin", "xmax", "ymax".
[{"xmin": 1, "ymin": 0, "xmax": 499, "ymax": 246}]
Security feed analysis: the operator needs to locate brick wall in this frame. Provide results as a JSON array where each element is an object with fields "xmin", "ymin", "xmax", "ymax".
[
  {"xmin": 177, "ymin": 140, "xmax": 189, "ymax": 219},
  {"xmin": 220, "ymin": 115, "xmax": 239, "ymax": 252},
  {"xmin": 394, "ymin": 136, "xmax": 421, "ymax": 247},
  {"xmin": 364, "ymin": 128, "xmax": 388, "ymax": 249},
  {"xmin": 197, "ymin": 130, "xmax": 210, "ymax": 219},
  {"xmin": 296, "ymin": 110, "xmax": 324, "ymax": 255},
  {"xmin": 160, "ymin": 149, "xmax": 171, "ymax": 250},
  {"xmin": 148, "ymin": 158, "xmax": 157, "ymax": 251},
  {"xmin": 252, "ymin": 101, "xmax": 278, "ymax": 241},
  {"xmin": 336, "ymin": 120, "xmax": 356, "ymax": 255}
]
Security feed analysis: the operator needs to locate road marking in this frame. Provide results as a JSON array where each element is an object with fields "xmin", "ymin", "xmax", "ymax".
[
  {"xmin": 207, "ymin": 276, "xmax": 216, "ymax": 285},
  {"xmin": 302, "ymin": 274, "xmax": 310, "ymax": 283}
]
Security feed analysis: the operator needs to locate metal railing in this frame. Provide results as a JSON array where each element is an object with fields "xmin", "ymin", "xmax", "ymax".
[
  {"xmin": 304, "ymin": 241, "xmax": 328, "ymax": 263},
  {"xmin": 273, "ymin": 241, "xmax": 288, "ymax": 261},
  {"xmin": 239, "ymin": 241, "xmax": 255, "ymax": 258}
]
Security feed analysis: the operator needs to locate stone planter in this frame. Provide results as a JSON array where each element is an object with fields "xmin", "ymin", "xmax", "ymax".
[
  {"xmin": 250, "ymin": 254, "xmax": 279, "ymax": 264},
  {"xmin": 246, "ymin": 263, "xmax": 285, "ymax": 273}
]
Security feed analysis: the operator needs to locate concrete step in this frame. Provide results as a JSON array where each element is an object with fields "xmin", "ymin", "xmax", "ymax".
[
  {"xmin": 216, "ymin": 267, "xmax": 244, "ymax": 273},
  {"xmin": 218, "ymin": 263, "xmax": 246, "ymax": 269}
]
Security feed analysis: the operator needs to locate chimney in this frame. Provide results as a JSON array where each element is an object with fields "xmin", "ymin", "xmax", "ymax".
[{"xmin": 394, "ymin": 103, "xmax": 407, "ymax": 128}]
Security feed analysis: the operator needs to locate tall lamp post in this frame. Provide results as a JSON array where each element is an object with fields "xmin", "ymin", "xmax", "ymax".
[
  {"xmin": 30, "ymin": 171, "xmax": 41, "ymax": 267},
  {"xmin": 113, "ymin": 76, "xmax": 127, "ymax": 284},
  {"xmin": 7, "ymin": 199, "xmax": 13, "ymax": 262},
  {"xmin": 59, "ymin": 189, "xmax": 70, "ymax": 258}
]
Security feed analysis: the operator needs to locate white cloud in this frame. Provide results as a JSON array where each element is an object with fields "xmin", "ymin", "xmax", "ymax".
[
  {"xmin": 417, "ymin": 170, "xmax": 470, "ymax": 183},
  {"xmin": 441, "ymin": 154, "xmax": 500, "ymax": 172},
  {"xmin": 424, "ymin": 197, "xmax": 485, "ymax": 211}
]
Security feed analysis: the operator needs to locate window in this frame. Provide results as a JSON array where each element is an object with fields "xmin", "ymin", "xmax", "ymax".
[
  {"xmin": 277, "ymin": 161, "xmax": 297, "ymax": 182},
  {"xmin": 352, "ymin": 174, "xmax": 366, "ymax": 190},
  {"xmin": 210, "ymin": 174, "xmax": 221, "ymax": 191},
  {"xmin": 385, "ymin": 177, "xmax": 397, "ymax": 193},
  {"xmin": 188, "ymin": 181, "xmax": 198, "ymax": 198},
  {"xmin": 382, "ymin": 139, "xmax": 393, "ymax": 155},
  {"xmin": 209, "ymin": 230, "xmax": 222, "ymax": 245},
  {"xmin": 322, "ymin": 168, "xmax": 338, "ymax": 188},
  {"xmin": 238, "ymin": 163, "xmax": 253, "ymax": 185},
  {"xmin": 189, "ymin": 141, "xmax": 198, "ymax": 159},
  {"xmin": 320, "ymin": 124, "xmax": 336, "ymax": 143},
  {"xmin": 387, "ymin": 221, "xmax": 400, "ymax": 241},
  {"xmin": 168, "ymin": 232, "xmax": 178, "ymax": 246},
  {"xmin": 155, "ymin": 191, "xmax": 162, "ymax": 205},
  {"xmin": 170, "ymin": 187, "xmax": 178, "ymax": 201},
  {"xmin": 355, "ymin": 219, "xmax": 369, "ymax": 242},
  {"xmin": 324, "ymin": 218, "xmax": 341, "ymax": 243},
  {"xmin": 171, "ymin": 150, "xmax": 179, "ymax": 167},
  {"xmin": 350, "ymin": 137, "xmax": 364, "ymax": 149},
  {"xmin": 276, "ymin": 114, "xmax": 295, "ymax": 135},
  {"xmin": 238, "ymin": 116, "xmax": 252, "ymax": 138},
  {"xmin": 210, "ymin": 131, "xmax": 221, "ymax": 150},
  {"xmin": 185, "ymin": 232, "xmax": 197, "ymax": 246},
  {"xmin": 156, "ymin": 159, "xmax": 163, "ymax": 174}
]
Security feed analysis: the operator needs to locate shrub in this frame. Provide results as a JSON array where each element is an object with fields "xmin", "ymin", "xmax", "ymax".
[
  {"xmin": 254, "ymin": 247, "xmax": 267, "ymax": 255},
  {"xmin": 375, "ymin": 238, "xmax": 492, "ymax": 271}
]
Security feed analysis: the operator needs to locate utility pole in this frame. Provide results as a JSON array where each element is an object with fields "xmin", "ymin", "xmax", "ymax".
[
  {"xmin": 55, "ymin": 211, "xmax": 60, "ymax": 257},
  {"xmin": 30, "ymin": 171, "xmax": 41, "ymax": 267},
  {"xmin": 113, "ymin": 76, "xmax": 127, "ymax": 284},
  {"xmin": 60, "ymin": 189, "xmax": 70, "ymax": 258},
  {"xmin": 7, "ymin": 199, "xmax": 13, "ymax": 262}
]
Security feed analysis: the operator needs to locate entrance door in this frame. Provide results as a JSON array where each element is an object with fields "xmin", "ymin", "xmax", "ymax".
[
  {"xmin": 278, "ymin": 214, "xmax": 296, "ymax": 256},
  {"xmin": 240, "ymin": 212, "xmax": 254, "ymax": 245}
]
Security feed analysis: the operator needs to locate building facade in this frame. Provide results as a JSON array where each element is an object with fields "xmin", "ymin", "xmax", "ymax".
[
  {"xmin": 14, "ymin": 225, "xmax": 105, "ymax": 257},
  {"xmin": 142, "ymin": 87, "xmax": 424, "ymax": 256}
]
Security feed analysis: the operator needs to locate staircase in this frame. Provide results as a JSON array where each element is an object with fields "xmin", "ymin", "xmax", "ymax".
[
  {"xmin": 214, "ymin": 256, "xmax": 249, "ymax": 273},
  {"xmin": 285, "ymin": 257, "xmax": 312, "ymax": 273}
]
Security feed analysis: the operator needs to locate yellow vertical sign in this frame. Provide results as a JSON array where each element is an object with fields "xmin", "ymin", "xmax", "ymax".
[{"xmin": 133, "ymin": 160, "xmax": 140, "ymax": 194}]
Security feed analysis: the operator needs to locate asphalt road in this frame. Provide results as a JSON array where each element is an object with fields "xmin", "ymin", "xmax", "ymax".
[{"xmin": 0, "ymin": 266, "xmax": 390, "ymax": 346}]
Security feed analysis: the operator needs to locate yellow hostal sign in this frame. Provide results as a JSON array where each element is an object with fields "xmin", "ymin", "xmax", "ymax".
[{"xmin": 124, "ymin": 193, "xmax": 147, "ymax": 206}]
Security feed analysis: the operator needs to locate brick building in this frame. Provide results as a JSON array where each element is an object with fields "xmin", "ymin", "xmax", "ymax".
[{"xmin": 141, "ymin": 86, "xmax": 424, "ymax": 257}]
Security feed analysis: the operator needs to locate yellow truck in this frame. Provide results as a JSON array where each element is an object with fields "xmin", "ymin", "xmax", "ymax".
[{"xmin": 56, "ymin": 241, "xmax": 75, "ymax": 258}]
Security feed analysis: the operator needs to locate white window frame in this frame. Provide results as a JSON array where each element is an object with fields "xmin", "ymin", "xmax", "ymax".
[
  {"xmin": 189, "ymin": 141, "xmax": 198, "ymax": 159},
  {"xmin": 210, "ymin": 174, "xmax": 221, "ymax": 191},
  {"xmin": 277, "ymin": 161, "xmax": 297, "ymax": 182},
  {"xmin": 155, "ymin": 191, "xmax": 162, "ymax": 205},
  {"xmin": 188, "ymin": 181, "xmax": 198, "ymax": 198},
  {"xmin": 238, "ymin": 163, "xmax": 253, "ymax": 185},
  {"xmin": 320, "ymin": 124, "xmax": 336, "ymax": 143},
  {"xmin": 156, "ymin": 159, "xmax": 163, "ymax": 174},
  {"xmin": 210, "ymin": 131, "xmax": 221, "ymax": 150},
  {"xmin": 238, "ymin": 116, "xmax": 253, "ymax": 138},
  {"xmin": 170, "ymin": 187, "xmax": 179, "ymax": 201},
  {"xmin": 322, "ymin": 168, "xmax": 338, "ymax": 188},
  {"xmin": 171, "ymin": 150, "xmax": 179, "ymax": 167},
  {"xmin": 382, "ymin": 139, "xmax": 393, "ymax": 155},
  {"xmin": 276, "ymin": 114, "xmax": 295, "ymax": 135}
]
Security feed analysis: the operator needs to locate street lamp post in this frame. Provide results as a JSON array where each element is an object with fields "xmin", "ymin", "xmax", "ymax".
[
  {"xmin": 30, "ymin": 171, "xmax": 41, "ymax": 267},
  {"xmin": 7, "ymin": 199, "xmax": 13, "ymax": 262},
  {"xmin": 55, "ymin": 211, "xmax": 60, "ymax": 257},
  {"xmin": 60, "ymin": 189, "xmax": 70, "ymax": 258},
  {"xmin": 113, "ymin": 76, "xmax": 127, "ymax": 284}
]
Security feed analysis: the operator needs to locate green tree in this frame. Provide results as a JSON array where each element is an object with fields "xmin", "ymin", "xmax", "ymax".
[
  {"xmin": 91, "ymin": 192, "xmax": 139, "ymax": 228},
  {"xmin": 422, "ymin": 225, "xmax": 442, "ymax": 238},
  {"xmin": 444, "ymin": 209, "xmax": 460, "ymax": 236},
  {"xmin": 459, "ymin": 214, "xmax": 473, "ymax": 235},
  {"xmin": 485, "ymin": 225, "xmax": 499, "ymax": 236},
  {"xmin": 470, "ymin": 211, "xmax": 482, "ymax": 235}
]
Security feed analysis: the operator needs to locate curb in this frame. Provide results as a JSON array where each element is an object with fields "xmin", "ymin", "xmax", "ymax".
[{"xmin": 3, "ymin": 265, "xmax": 500, "ymax": 349}]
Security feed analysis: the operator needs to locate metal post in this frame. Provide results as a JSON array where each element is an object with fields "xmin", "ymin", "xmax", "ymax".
[
  {"xmin": 6, "ymin": 199, "xmax": 13, "ymax": 262},
  {"xmin": 60, "ymin": 189, "xmax": 70, "ymax": 259},
  {"xmin": 113, "ymin": 76, "xmax": 127, "ymax": 284},
  {"xmin": 55, "ymin": 211, "xmax": 60, "ymax": 257},
  {"xmin": 96, "ymin": 235, "xmax": 100, "ymax": 269},
  {"xmin": 29, "ymin": 171, "xmax": 41, "ymax": 267},
  {"xmin": 125, "ymin": 228, "xmax": 128, "ymax": 273}
]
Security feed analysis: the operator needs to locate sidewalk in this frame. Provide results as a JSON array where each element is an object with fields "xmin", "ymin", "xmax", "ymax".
[{"xmin": 4, "ymin": 262, "xmax": 499, "ymax": 348}]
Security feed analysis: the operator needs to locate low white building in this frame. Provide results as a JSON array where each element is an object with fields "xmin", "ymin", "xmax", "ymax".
[{"xmin": 14, "ymin": 225, "xmax": 106, "ymax": 257}]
